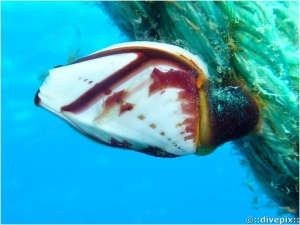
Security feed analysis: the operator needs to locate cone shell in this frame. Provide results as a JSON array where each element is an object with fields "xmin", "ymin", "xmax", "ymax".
[{"xmin": 35, "ymin": 41, "xmax": 259, "ymax": 157}]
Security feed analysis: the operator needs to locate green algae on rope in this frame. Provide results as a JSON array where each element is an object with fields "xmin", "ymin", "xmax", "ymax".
[{"xmin": 99, "ymin": 1, "xmax": 299, "ymax": 214}]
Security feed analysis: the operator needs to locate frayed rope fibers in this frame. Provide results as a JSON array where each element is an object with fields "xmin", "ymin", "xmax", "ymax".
[{"xmin": 99, "ymin": 1, "xmax": 299, "ymax": 213}]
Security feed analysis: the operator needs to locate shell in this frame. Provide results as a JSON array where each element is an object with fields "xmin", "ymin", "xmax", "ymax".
[{"xmin": 35, "ymin": 41, "xmax": 259, "ymax": 157}]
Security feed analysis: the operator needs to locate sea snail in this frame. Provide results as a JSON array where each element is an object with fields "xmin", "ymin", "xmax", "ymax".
[{"xmin": 35, "ymin": 42, "xmax": 259, "ymax": 157}]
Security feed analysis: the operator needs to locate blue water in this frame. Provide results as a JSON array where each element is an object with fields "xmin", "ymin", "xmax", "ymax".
[{"xmin": 2, "ymin": 2, "xmax": 284, "ymax": 224}]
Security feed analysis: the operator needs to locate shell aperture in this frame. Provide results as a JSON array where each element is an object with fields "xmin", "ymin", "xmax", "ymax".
[{"xmin": 35, "ymin": 42, "xmax": 259, "ymax": 157}]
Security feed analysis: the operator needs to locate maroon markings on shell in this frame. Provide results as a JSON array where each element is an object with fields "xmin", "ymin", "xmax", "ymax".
[
  {"xmin": 110, "ymin": 138, "xmax": 132, "ymax": 148},
  {"xmin": 149, "ymin": 68, "xmax": 197, "ymax": 96},
  {"xmin": 141, "ymin": 146, "xmax": 180, "ymax": 158},
  {"xmin": 148, "ymin": 68, "xmax": 199, "ymax": 142},
  {"xmin": 101, "ymin": 90, "xmax": 135, "ymax": 116},
  {"xmin": 104, "ymin": 90, "xmax": 126, "ymax": 107},
  {"xmin": 119, "ymin": 103, "xmax": 135, "ymax": 115},
  {"xmin": 103, "ymin": 89, "xmax": 112, "ymax": 95},
  {"xmin": 108, "ymin": 140, "xmax": 179, "ymax": 158},
  {"xmin": 61, "ymin": 52, "xmax": 147, "ymax": 113},
  {"xmin": 62, "ymin": 46, "xmax": 200, "ymax": 114},
  {"xmin": 183, "ymin": 118, "xmax": 196, "ymax": 133},
  {"xmin": 34, "ymin": 90, "xmax": 41, "ymax": 106}
]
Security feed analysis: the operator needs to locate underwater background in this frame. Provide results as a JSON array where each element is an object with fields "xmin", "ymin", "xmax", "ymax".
[{"xmin": 1, "ymin": 2, "xmax": 293, "ymax": 224}]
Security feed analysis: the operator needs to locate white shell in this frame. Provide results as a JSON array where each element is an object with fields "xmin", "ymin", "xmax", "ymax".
[{"xmin": 36, "ymin": 41, "xmax": 210, "ymax": 157}]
